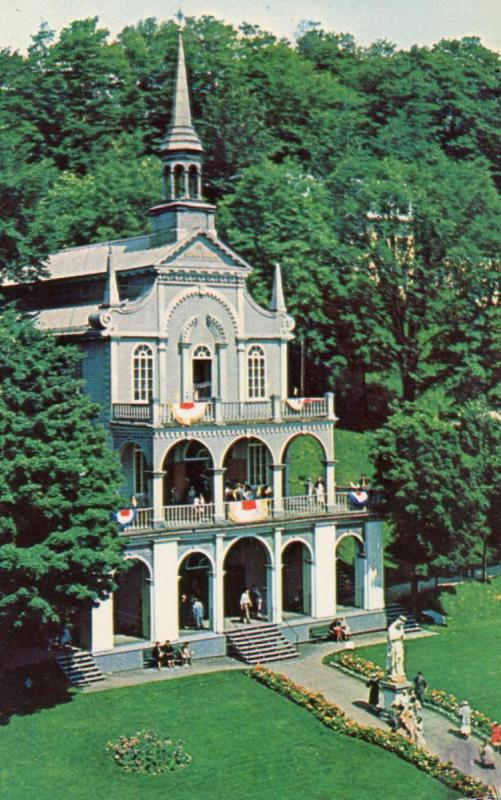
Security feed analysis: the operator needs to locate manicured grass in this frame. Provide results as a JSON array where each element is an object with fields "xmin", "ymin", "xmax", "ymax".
[
  {"xmin": 0, "ymin": 671, "xmax": 457, "ymax": 800},
  {"xmin": 340, "ymin": 578, "xmax": 501, "ymax": 720}
]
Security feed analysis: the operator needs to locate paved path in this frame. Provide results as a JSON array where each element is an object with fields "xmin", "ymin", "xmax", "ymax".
[
  {"xmin": 86, "ymin": 636, "xmax": 501, "ymax": 789},
  {"xmin": 268, "ymin": 641, "xmax": 501, "ymax": 787}
]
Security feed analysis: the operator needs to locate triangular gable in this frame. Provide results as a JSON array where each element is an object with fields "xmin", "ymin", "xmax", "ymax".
[{"xmin": 156, "ymin": 230, "xmax": 252, "ymax": 273}]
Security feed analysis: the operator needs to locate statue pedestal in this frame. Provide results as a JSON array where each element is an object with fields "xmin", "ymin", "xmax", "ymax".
[{"xmin": 379, "ymin": 678, "xmax": 412, "ymax": 721}]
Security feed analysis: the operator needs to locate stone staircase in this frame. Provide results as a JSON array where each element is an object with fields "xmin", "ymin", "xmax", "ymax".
[
  {"xmin": 54, "ymin": 647, "xmax": 105, "ymax": 687},
  {"xmin": 385, "ymin": 602, "xmax": 422, "ymax": 634},
  {"xmin": 226, "ymin": 623, "xmax": 298, "ymax": 664}
]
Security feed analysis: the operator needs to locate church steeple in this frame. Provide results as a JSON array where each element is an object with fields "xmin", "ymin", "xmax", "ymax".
[{"xmin": 149, "ymin": 16, "xmax": 216, "ymax": 241}]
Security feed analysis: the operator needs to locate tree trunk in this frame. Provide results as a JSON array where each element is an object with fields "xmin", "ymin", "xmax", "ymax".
[
  {"xmin": 410, "ymin": 570, "xmax": 419, "ymax": 616},
  {"xmin": 481, "ymin": 539, "xmax": 488, "ymax": 583}
]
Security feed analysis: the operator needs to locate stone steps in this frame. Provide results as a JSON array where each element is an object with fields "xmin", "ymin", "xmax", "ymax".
[
  {"xmin": 226, "ymin": 623, "xmax": 298, "ymax": 664},
  {"xmin": 54, "ymin": 647, "xmax": 105, "ymax": 687},
  {"xmin": 385, "ymin": 603, "xmax": 422, "ymax": 634}
]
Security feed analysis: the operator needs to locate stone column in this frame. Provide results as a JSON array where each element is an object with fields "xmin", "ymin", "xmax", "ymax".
[
  {"xmin": 271, "ymin": 394, "xmax": 282, "ymax": 422},
  {"xmin": 216, "ymin": 342, "xmax": 228, "ymax": 400},
  {"xmin": 152, "ymin": 539, "xmax": 179, "ymax": 641},
  {"xmin": 271, "ymin": 463, "xmax": 285, "ymax": 514},
  {"xmin": 151, "ymin": 470, "xmax": 165, "ymax": 527},
  {"xmin": 323, "ymin": 460, "xmax": 336, "ymax": 511},
  {"xmin": 213, "ymin": 533, "xmax": 225, "ymax": 633},
  {"xmin": 157, "ymin": 339, "xmax": 168, "ymax": 408},
  {"xmin": 91, "ymin": 594, "xmax": 114, "ymax": 652},
  {"xmin": 280, "ymin": 340, "xmax": 288, "ymax": 399},
  {"xmin": 183, "ymin": 167, "xmax": 189, "ymax": 198},
  {"xmin": 271, "ymin": 527, "xmax": 283, "ymax": 623},
  {"xmin": 325, "ymin": 391, "xmax": 336, "ymax": 420},
  {"xmin": 196, "ymin": 169, "xmax": 202, "ymax": 199},
  {"xmin": 210, "ymin": 467, "xmax": 226, "ymax": 522},
  {"xmin": 237, "ymin": 341, "xmax": 246, "ymax": 400},
  {"xmin": 179, "ymin": 341, "xmax": 191, "ymax": 401},
  {"xmin": 313, "ymin": 522, "xmax": 336, "ymax": 618},
  {"xmin": 364, "ymin": 520, "xmax": 385, "ymax": 610}
]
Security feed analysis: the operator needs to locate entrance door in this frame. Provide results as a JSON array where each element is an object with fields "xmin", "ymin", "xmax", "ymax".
[{"xmin": 192, "ymin": 346, "xmax": 212, "ymax": 400}]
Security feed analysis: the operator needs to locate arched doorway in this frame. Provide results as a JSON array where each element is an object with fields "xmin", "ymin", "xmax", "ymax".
[
  {"xmin": 223, "ymin": 437, "xmax": 272, "ymax": 494},
  {"xmin": 282, "ymin": 541, "xmax": 312, "ymax": 617},
  {"xmin": 282, "ymin": 433, "xmax": 326, "ymax": 497},
  {"xmin": 336, "ymin": 534, "xmax": 366, "ymax": 609},
  {"xmin": 192, "ymin": 345, "xmax": 212, "ymax": 400},
  {"xmin": 163, "ymin": 439, "xmax": 213, "ymax": 505},
  {"xmin": 223, "ymin": 537, "xmax": 271, "ymax": 620},
  {"xmin": 178, "ymin": 551, "xmax": 212, "ymax": 631},
  {"xmin": 113, "ymin": 559, "xmax": 151, "ymax": 643}
]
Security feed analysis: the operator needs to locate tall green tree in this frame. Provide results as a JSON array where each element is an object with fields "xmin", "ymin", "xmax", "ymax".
[
  {"xmin": 372, "ymin": 397, "xmax": 500, "ymax": 606},
  {"xmin": 0, "ymin": 308, "xmax": 124, "ymax": 644}
]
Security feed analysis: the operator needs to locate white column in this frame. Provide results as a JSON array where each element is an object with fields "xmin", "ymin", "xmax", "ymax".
[
  {"xmin": 214, "ymin": 533, "xmax": 225, "ymax": 633},
  {"xmin": 179, "ymin": 342, "xmax": 191, "ymax": 401},
  {"xmin": 271, "ymin": 464, "xmax": 285, "ymax": 514},
  {"xmin": 110, "ymin": 337, "xmax": 120, "ymax": 406},
  {"xmin": 313, "ymin": 522, "xmax": 336, "ymax": 618},
  {"xmin": 364, "ymin": 520, "xmax": 385, "ymax": 610},
  {"xmin": 152, "ymin": 471, "xmax": 165, "ymax": 526},
  {"xmin": 210, "ymin": 467, "xmax": 226, "ymax": 522},
  {"xmin": 271, "ymin": 527, "xmax": 283, "ymax": 623},
  {"xmin": 323, "ymin": 460, "xmax": 336, "ymax": 511},
  {"xmin": 91, "ymin": 594, "xmax": 114, "ymax": 652},
  {"xmin": 152, "ymin": 539, "xmax": 179, "ymax": 641},
  {"xmin": 280, "ymin": 340, "xmax": 288, "ymax": 398},
  {"xmin": 216, "ymin": 343, "xmax": 228, "ymax": 400},
  {"xmin": 237, "ymin": 341, "xmax": 246, "ymax": 400}
]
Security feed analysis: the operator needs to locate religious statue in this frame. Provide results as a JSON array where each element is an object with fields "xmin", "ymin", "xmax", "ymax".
[{"xmin": 386, "ymin": 615, "xmax": 407, "ymax": 681}]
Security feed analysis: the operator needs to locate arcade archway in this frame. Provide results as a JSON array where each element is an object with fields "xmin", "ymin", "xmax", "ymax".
[
  {"xmin": 113, "ymin": 559, "xmax": 151, "ymax": 643},
  {"xmin": 282, "ymin": 541, "xmax": 312, "ymax": 616},
  {"xmin": 223, "ymin": 537, "xmax": 271, "ymax": 619},
  {"xmin": 223, "ymin": 437, "xmax": 272, "ymax": 493},
  {"xmin": 281, "ymin": 433, "xmax": 326, "ymax": 497},
  {"xmin": 163, "ymin": 439, "xmax": 214, "ymax": 505},
  {"xmin": 178, "ymin": 551, "xmax": 212, "ymax": 630},
  {"xmin": 336, "ymin": 534, "xmax": 366, "ymax": 608}
]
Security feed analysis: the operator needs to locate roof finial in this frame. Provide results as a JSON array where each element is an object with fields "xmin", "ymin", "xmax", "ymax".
[
  {"xmin": 102, "ymin": 244, "xmax": 120, "ymax": 307},
  {"xmin": 269, "ymin": 262, "xmax": 287, "ymax": 313},
  {"xmin": 175, "ymin": 9, "xmax": 185, "ymax": 30}
]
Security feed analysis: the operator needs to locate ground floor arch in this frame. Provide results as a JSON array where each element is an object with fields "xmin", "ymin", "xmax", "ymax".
[
  {"xmin": 282, "ymin": 540, "xmax": 312, "ymax": 616},
  {"xmin": 113, "ymin": 558, "xmax": 151, "ymax": 643},
  {"xmin": 336, "ymin": 533, "xmax": 366, "ymax": 609},
  {"xmin": 178, "ymin": 551, "xmax": 212, "ymax": 631},
  {"xmin": 163, "ymin": 439, "xmax": 214, "ymax": 506},
  {"xmin": 223, "ymin": 537, "xmax": 271, "ymax": 619}
]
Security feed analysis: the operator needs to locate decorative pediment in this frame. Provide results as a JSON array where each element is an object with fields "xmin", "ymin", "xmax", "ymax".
[{"xmin": 156, "ymin": 230, "xmax": 252, "ymax": 273}]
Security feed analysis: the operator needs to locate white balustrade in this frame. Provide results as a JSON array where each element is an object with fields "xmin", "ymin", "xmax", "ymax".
[
  {"xmin": 163, "ymin": 502, "xmax": 215, "ymax": 527},
  {"xmin": 128, "ymin": 507, "xmax": 154, "ymax": 530},
  {"xmin": 281, "ymin": 494, "xmax": 326, "ymax": 517},
  {"xmin": 282, "ymin": 398, "xmax": 327, "ymax": 418},
  {"xmin": 112, "ymin": 403, "xmax": 153, "ymax": 422}
]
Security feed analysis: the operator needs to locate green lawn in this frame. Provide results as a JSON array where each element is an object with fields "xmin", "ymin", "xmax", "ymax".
[
  {"xmin": 331, "ymin": 577, "xmax": 501, "ymax": 720},
  {"xmin": 0, "ymin": 670, "xmax": 457, "ymax": 800}
]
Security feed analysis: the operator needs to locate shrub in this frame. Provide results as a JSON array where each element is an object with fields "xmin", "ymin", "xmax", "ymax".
[{"xmin": 106, "ymin": 730, "xmax": 192, "ymax": 774}]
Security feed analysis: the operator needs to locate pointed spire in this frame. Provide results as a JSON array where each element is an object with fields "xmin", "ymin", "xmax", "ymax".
[
  {"xmin": 102, "ymin": 245, "xmax": 119, "ymax": 307},
  {"xmin": 160, "ymin": 21, "xmax": 203, "ymax": 155},
  {"xmin": 269, "ymin": 262, "xmax": 287, "ymax": 313}
]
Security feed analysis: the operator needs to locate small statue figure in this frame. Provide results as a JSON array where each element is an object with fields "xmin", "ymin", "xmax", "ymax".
[{"xmin": 386, "ymin": 615, "xmax": 407, "ymax": 681}]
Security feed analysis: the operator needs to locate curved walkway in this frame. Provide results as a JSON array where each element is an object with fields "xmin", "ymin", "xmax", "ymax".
[{"xmin": 269, "ymin": 639, "xmax": 501, "ymax": 787}]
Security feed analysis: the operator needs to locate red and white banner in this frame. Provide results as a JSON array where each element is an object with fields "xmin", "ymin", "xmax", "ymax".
[
  {"xmin": 113, "ymin": 508, "xmax": 136, "ymax": 527},
  {"xmin": 348, "ymin": 490, "xmax": 369, "ymax": 508},
  {"xmin": 171, "ymin": 402, "xmax": 207, "ymax": 425},
  {"xmin": 228, "ymin": 499, "xmax": 270, "ymax": 524},
  {"xmin": 286, "ymin": 397, "xmax": 316, "ymax": 412}
]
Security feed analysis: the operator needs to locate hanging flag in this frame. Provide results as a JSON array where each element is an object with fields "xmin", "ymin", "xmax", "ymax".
[
  {"xmin": 227, "ymin": 499, "xmax": 270, "ymax": 524},
  {"xmin": 348, "ymin": 490, "xmax": 369, "ymax": 508},
  {"xmin": 171, "ymin": 402, "xmax": 207, "ymax": 425},
  {"xmin": 113, "ymin": 508, "xmax": 136, "ymax": 527},
  {"xmin": 286, "ymin": 398, "xmax": 316, "ymax": 412}
]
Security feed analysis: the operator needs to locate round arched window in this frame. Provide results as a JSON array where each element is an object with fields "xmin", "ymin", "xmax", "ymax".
[
  {"xmin": 133, "ymin": 345, "xmax": 153, "ymax": 402},
  {"xmin": 247, "ymin": 345, "xmax": 266, "ymax": 399}
]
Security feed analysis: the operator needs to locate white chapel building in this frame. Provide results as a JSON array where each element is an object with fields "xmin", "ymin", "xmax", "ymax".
[{"xmin": 13, "ymin": 28, "xmax": 385, "ymax": 671}]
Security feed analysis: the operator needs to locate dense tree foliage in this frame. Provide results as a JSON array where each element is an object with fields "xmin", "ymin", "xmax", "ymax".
[
  {"xmin": 0, "ymin": 15, "xmax": 499, "ymax": 422},
  {"xmin": 0, "ymin": 308, "xmax": 124, "ymax": 643},
  {"xmin": 372, "ymin": 399, "xmax": 500, "ymax": 603}
]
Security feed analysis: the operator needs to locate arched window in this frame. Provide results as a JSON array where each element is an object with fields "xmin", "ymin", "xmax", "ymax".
[
  {"xmin": 192, "ymin": 345, "xmax": 212, "ymax": 400},
  {"xmin": 133, "ymin": 345, "xmax": 153, "ymax": 402},
  {"xmin": 247, "ymin": 345, "xmax": 266, "ymax": 399},
  {"xmin": 174, "ymin": 164, "xmax": 185, "ymax": 198},
  {"xmin": 188, "ymin": 165, "xmax": 199, "ymax": 198}
]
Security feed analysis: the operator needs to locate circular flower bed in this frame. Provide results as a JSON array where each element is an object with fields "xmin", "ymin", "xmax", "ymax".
[{"xmin": 106, "ymin": 730, "xmax": 192, "ymax": 774}]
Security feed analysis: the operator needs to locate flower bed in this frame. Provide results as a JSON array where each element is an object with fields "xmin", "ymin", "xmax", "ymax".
[
  {"xmin": 106, "ymin": 730, "xmax": 192, "ymax": 774},
  {"xmin": 250, "ymin": 665, "xmax": 488, "ymax": 799},
  {"xmin": 333, "ymin": 652, "xmax": 493, "ymax": 737}
]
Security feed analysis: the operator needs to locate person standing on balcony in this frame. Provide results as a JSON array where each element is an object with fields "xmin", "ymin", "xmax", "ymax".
[
  {"xmin": 314, "ymin": 478, "xmax": 325, "ymax": 506},
  {"xmin": 240, "ymin": 589, "xmax": 252, "ymax": 624}
]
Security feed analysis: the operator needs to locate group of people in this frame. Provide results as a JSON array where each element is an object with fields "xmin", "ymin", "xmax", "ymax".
[
  {"xmin": 224, "ymin": 482, "xmax": 272, "ymax": 502},
  {"xmin": 180, "ymin": 594, "xmax": 205, "ymax": 629},
  {"xmin": 151, "ymin": 640, "xmax": 192, "ymax": 670},
  {"xmin": 328, "ymin": 617, "xmax": 352, "ymax": 643},
  {"xmin": 459, "ymin": 700, "xmax": 500, "ymax": 770},
  {"xmin": 239, "ymin": 586, "xmax": 264, "ymax": 623},
  {"xmin": 305, "ymin": 477, "xmax": 326, "ymax": 503}
]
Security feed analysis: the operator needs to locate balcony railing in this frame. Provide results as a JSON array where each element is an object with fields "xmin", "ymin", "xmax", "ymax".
[
  {"xmin": 112, "ymin": 395, "xmax": 334, "ymax": 425},
  {"xmin": 124, "ymin": 490, "xmax": 378, "ymax": 532}
]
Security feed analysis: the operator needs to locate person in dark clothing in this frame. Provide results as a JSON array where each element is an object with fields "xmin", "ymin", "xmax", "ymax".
[
  {"xmin": 366, "ymin": 675, "xmax": 380, "ymax": 707},
  {"xmin": 152, "ymin": 641, "xmax": 163, "ymax": 670},
  {"xmin": 413, "ymin": 671, "xmax": 428, "ymax": 705}
]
